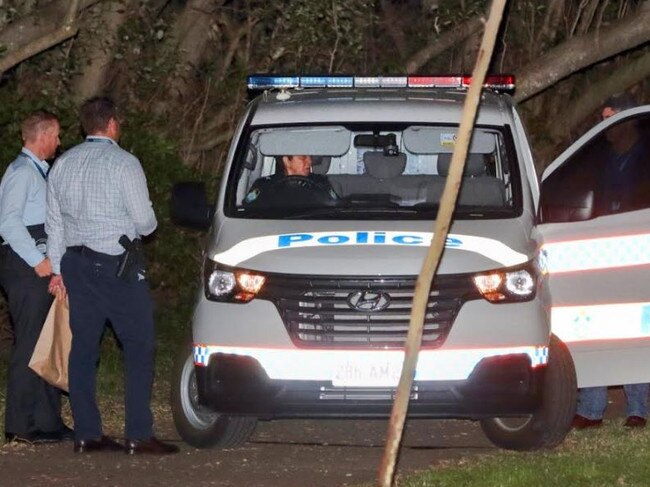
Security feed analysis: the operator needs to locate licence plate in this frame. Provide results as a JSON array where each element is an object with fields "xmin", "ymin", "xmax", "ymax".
[{"xmin": 332, "ymin": 358, "xmax": 402, "ymax": 387}]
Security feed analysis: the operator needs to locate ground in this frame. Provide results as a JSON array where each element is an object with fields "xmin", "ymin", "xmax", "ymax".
[{"xmin": 0, "ymin": 390, "xmax": 628, "ymax": 487}]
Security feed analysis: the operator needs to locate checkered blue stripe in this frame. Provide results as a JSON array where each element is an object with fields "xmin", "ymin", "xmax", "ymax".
[
  {"xmin": 531, "ymin": 346, "xmax": 549, "ymax": 366},
  {"xmin": 543, "ymin": 233, "xmax": 650, "ymax": 273},
  {"xmin": 193, "ymin": 345, "xmax": 210, "ymax": 366}
]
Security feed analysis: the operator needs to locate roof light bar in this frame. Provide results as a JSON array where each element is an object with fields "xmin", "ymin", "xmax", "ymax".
[
  {"xmin": 462, "ymin": 75, "xmax": 516, "ymax": 93},
  {"xmin": 247, "ymin": 76, "xmax": 300, "ymax": 89},
  {"xmin": 247, "ymin": 75, "xmax": 515, "ymax": 94},
  {"xmin": 407, "ymin": 76, "xmax": 463, "ymax": 88}
]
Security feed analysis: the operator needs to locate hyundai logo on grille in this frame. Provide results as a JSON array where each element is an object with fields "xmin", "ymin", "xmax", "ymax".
[{"xmin": 347, "ymin": 291, "xmax": 391, "ymax": 312}]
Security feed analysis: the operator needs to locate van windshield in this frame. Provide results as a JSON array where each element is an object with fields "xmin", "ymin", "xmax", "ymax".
[{"xmin": 226, "ymin": 124, "xmax": 521, "ymax": 220}]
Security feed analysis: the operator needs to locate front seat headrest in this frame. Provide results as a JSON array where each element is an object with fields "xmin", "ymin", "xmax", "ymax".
[
  {"xmin": 363, "ymin": 152, "xmax": 406, "ymax": 179},
  {"xmin": 437, "ymin": 153, "xmax": 486, "ymax": 177},
  {"xmin": 311, "ymin": 156, "xmax": 332, "ymax": 175}
]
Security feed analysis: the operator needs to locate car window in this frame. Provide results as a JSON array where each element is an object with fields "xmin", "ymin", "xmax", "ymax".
[
  {"xmin": 541, "ymin": 113, "xmax": 650, "ymax": 223},
  {"xmin": 227, "ymin": 124, "xmax": 521, "ymax": 220}
]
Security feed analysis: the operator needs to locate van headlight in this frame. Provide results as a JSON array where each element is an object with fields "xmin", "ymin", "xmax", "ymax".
[
  {"xmin": 204, "ymin": 259, "xmax": 266, "ymax": 303},
  {"xmin": 472, "ymin": 261, "xmax": 537, "ymax": 303}
]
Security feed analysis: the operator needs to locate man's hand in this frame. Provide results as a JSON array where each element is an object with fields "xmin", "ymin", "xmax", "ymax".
[
  {"xmin": 48, "ymin": 274, "xmax": 66, "ymax": 300},
  {"xmin": 34, "ymin": 257, "xmax": 52, "ymax": 277}
]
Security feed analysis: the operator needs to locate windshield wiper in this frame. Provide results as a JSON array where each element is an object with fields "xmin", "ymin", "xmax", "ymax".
[{"xmin": 283, "ymin": 207, "xmax": 423, "ymax": 219}]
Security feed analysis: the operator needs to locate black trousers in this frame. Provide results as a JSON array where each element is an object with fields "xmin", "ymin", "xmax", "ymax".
[
  {"xmin": 0, "ymin": 246, "xmax": 64, "ymax": 436},
  {"xmin": 61, "ymin": 248, "xmax": 155, "ymax": 440}
]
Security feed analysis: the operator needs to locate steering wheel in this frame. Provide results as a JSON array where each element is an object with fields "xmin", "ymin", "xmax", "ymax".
[
  {"xmin": 276, "ymin": 176, "xmax": 338, "ymax": 205},
  {"xmin": 277, "ymin": 176, "xmax": 320, "ymax": 191}
]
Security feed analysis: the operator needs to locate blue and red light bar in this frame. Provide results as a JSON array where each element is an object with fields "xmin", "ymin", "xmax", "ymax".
[{"xmin": 247, "ymin": 75, "xmax": 515, "ymax": 93}]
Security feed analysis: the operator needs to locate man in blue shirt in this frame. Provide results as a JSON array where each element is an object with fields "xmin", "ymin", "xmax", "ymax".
[
  {"xmin": 46, "ymin": 97, "xmax": 178, "ymax": 455},
  {"xmin": 0, "ymin": 110, "xmax": 71, "ymax": 443},
  {"xmin": 573, "ymin": 93, "xmax": 650, "ymax": 430}
]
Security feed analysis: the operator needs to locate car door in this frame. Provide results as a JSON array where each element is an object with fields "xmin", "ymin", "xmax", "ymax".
[{"xmin": 536, "ymin": 105, "xmax": 650, "ymax": 388}]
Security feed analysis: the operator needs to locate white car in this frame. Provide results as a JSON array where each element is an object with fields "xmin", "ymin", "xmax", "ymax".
[{"xmin": 170, "ymin": 74, "xmax": 650, "ymax": 452}]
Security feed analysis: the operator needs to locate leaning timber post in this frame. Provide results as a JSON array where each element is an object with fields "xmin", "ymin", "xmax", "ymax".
[{"xmin": 377, "ymin": 2, "xmax": 509, "ymax": 486}]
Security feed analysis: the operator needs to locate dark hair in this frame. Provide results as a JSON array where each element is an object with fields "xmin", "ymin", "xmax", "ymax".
[
  {"xmin": 80, "ymin": 97, "xmax": 118, "ymax": 135},
  {"xmin": 604, "ymin": 93, "xmax": 637, "ymax": 112},
  {"xmin": 21, "ymin": 110, "xmax": 58, "ymax": 142}
]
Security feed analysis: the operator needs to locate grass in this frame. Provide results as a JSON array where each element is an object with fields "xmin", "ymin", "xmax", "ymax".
[{"xmin": 395, "ymin": 422, "xmax": 650, "ymax": 487}]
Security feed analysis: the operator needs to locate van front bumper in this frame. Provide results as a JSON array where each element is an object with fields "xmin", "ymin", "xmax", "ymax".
[{"xmin": 193, "ymin": 346, "xmax": 547, "ymax": 419}]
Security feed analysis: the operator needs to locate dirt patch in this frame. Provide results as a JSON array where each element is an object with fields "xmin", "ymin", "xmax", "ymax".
[
  {"xmin": 0, "ymin": 418, "xmax": 492, "ymax": 487},
  {"xmin": 0, "ymin": 389, "xmax": 629, "ymax": 487}
]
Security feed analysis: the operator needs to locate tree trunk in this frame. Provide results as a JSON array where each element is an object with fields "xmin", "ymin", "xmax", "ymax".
[
  {"xmin": 164, "ymin": 0, "xmax": 218, "ymax": 104},
  {"xmin": 516, "ymin": 1, "xmax": 650, "ymax": 101},
  {"xmin": 535, "ymin": 0, "xmax": 566, "ymax": 46},
  {"xmin": 379, "ymin": 0, "xmax": 407, "ymax": 59},
  {"xmin": 71, "ymin": 1, "xmax": 133, "ymax": 104}
]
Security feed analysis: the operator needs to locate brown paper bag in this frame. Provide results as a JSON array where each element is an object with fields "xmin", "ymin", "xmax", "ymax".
[{"xmin": 28, "ymin": 296, "xmax": 71, "ymax": 392}]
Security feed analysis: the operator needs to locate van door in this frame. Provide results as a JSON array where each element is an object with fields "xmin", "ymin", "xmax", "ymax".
[{"xmin": 536, "ymin": 106, "xmax": 650, "ymax": 387}]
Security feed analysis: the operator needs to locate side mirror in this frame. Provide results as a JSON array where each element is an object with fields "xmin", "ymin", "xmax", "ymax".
[{"xmin": 170, "ymin": 182, "xmax": 214, "ymax": 230}]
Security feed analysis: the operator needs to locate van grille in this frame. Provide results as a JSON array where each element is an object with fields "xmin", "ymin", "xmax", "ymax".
[{"xmin": 258, "ymin": 274, "xmax": 477, "ymax": 349}]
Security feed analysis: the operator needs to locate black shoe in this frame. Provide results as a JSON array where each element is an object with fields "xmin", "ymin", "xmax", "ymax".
[
  {"xmin": 5, "ymin": 430, "xmax": 65, "ymax": 444},
  {"xmin": 624, "ymin": 416, "xmax": 647, "ymax": 428},
  {"xmin": 58, "ymin": 425, "xmax": 75, "ymax": 441},
  {"xmin": 73, "ymin": 435, "xmax": 123, "ymax": 453},
  {"xmin": 125, "ymin": 437, "xmax": 179, "ymax": 455},
  {"xmin": 571, "ymin": 414, "xmax": 603, "ymax": 429}
]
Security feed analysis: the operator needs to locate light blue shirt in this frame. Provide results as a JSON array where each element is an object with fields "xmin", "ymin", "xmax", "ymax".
[
  {"xmin": 46, "ymin": 136, "xmax": 157, "ymax": 274},
  {"xmin": 0, "ymin": 148, "xmax": 49, "ymax": 266}
]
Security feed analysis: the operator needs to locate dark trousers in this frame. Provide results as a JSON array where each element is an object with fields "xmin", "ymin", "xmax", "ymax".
[
  {"xmin": 0, "ymin": 247, "xmax": 63, "ymax": 436},
  {"xmin": 61, "ymin": 249, "xmax": 155, "ymax": 441}
]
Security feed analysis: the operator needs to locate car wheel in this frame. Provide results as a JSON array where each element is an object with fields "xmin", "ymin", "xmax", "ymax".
[
  {"xmin": 171, "ymin": 343, "xmax": 257, "ymax": 449},
  {"xmin": 480, "ymin": 334, "xmax": 577, "ymax": 451}
]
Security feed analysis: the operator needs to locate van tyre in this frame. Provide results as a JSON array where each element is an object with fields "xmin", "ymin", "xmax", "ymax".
[
  {"xmin": 479, "ymin": 335, "xmax": 576, "ymax": 451},
  {"xmin": 171, "ymin": 343, "xmax": 257, "ymax": 449}
]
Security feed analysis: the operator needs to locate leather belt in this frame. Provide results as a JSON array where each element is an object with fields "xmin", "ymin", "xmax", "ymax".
[{"xmin": 67, "ymin": 245, "xmax": 121, "ymax": 261}]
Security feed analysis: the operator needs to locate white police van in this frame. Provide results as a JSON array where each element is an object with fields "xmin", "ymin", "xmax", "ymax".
[{"xmin": 171, "ymin": 75, "xmax": 650, "ymax": 451}]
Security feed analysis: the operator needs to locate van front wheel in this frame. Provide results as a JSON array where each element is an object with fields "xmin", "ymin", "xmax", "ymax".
[
  {"xmin": 480, "ymin": 335, "xmax": 576, "ymax": 451},
  {"xmin": 171, "ymin": 345, "xmax": 257, "ymax": 449}
]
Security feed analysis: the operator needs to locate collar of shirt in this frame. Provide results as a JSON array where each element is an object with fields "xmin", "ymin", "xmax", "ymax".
[
  {"xmin": 85, "ymin": 135, "xmax": 117, "ymax": 145},
  {"xmin": 20, "ymin": 147, "xmax": 49, "ymax": 178}
]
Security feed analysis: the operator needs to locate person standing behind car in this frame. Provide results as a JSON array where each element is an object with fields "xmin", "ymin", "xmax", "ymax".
[
  {"xmin": 0, "ymin": 110, "xmax": 72, "ymax": 444},
  {"xmin": 46, "ymin": 97, "xmax": 178, "ymax": 455},
  {"xmin": 573, "ymin": 93, "xmax": 650, "ymax": 430}
]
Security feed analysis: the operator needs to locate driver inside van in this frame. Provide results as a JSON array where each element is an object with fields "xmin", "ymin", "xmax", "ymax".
[{"xmin": 243, "ymin": 155, "xmax": 338, "ymax": 208}]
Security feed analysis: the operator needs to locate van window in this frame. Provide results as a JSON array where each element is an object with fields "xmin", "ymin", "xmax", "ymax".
[
  {"xmin": 226, "ymin": 124, "xmax": 521, "ymax": 220},
  {"xmin": 541, "ymin": 113, "xmax": 650, "ymax": 223}
]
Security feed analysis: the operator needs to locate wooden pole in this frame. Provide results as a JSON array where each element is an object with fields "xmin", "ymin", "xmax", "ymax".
[{"xmin": 377, "ymin": 2, "xmax": 508, "ymax": 486}]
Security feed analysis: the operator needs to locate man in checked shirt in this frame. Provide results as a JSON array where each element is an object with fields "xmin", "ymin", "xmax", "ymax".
[{"xmin": 46, "ymin": 97, "xmax": 178, "ymax": 455}]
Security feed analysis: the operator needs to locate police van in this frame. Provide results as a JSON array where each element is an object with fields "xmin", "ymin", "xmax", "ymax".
[{"xmin": 170, "ymin": 75, "xmax": 650, "ymax": 451}]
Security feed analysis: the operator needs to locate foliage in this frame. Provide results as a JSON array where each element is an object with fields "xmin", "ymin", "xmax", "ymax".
[{"xmin": 262, "ymin": 0, "xmax": 375, "ymax": 72}]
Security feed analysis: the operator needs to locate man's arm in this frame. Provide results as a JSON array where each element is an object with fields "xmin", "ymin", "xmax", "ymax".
[
  {"xmin": 45, "ymin": 169, "xmax": 65, "ymax": 275},
  {"xmin": 120, "ymin": 158, "xmax": 157, "ymax": 237},
  {"xmin": 0, "ymin": 166, "xmax": 49, "ymax": 268}
]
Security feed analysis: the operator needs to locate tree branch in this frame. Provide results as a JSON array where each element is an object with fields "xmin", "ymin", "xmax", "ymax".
[
  {"xmin": 0, "ymin": 0, "xmax": 100, "ymax": 51},
  {"xmin": 515, "ymin": 1, "xmax": 650, "ymax": 101},
  {"xmin": 405, "ymin": 15, "xmax": 483, "ymax": 74},
  {"xmin": 0, "ymin": 0, "xmax": 82, "ymax": 75}
]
